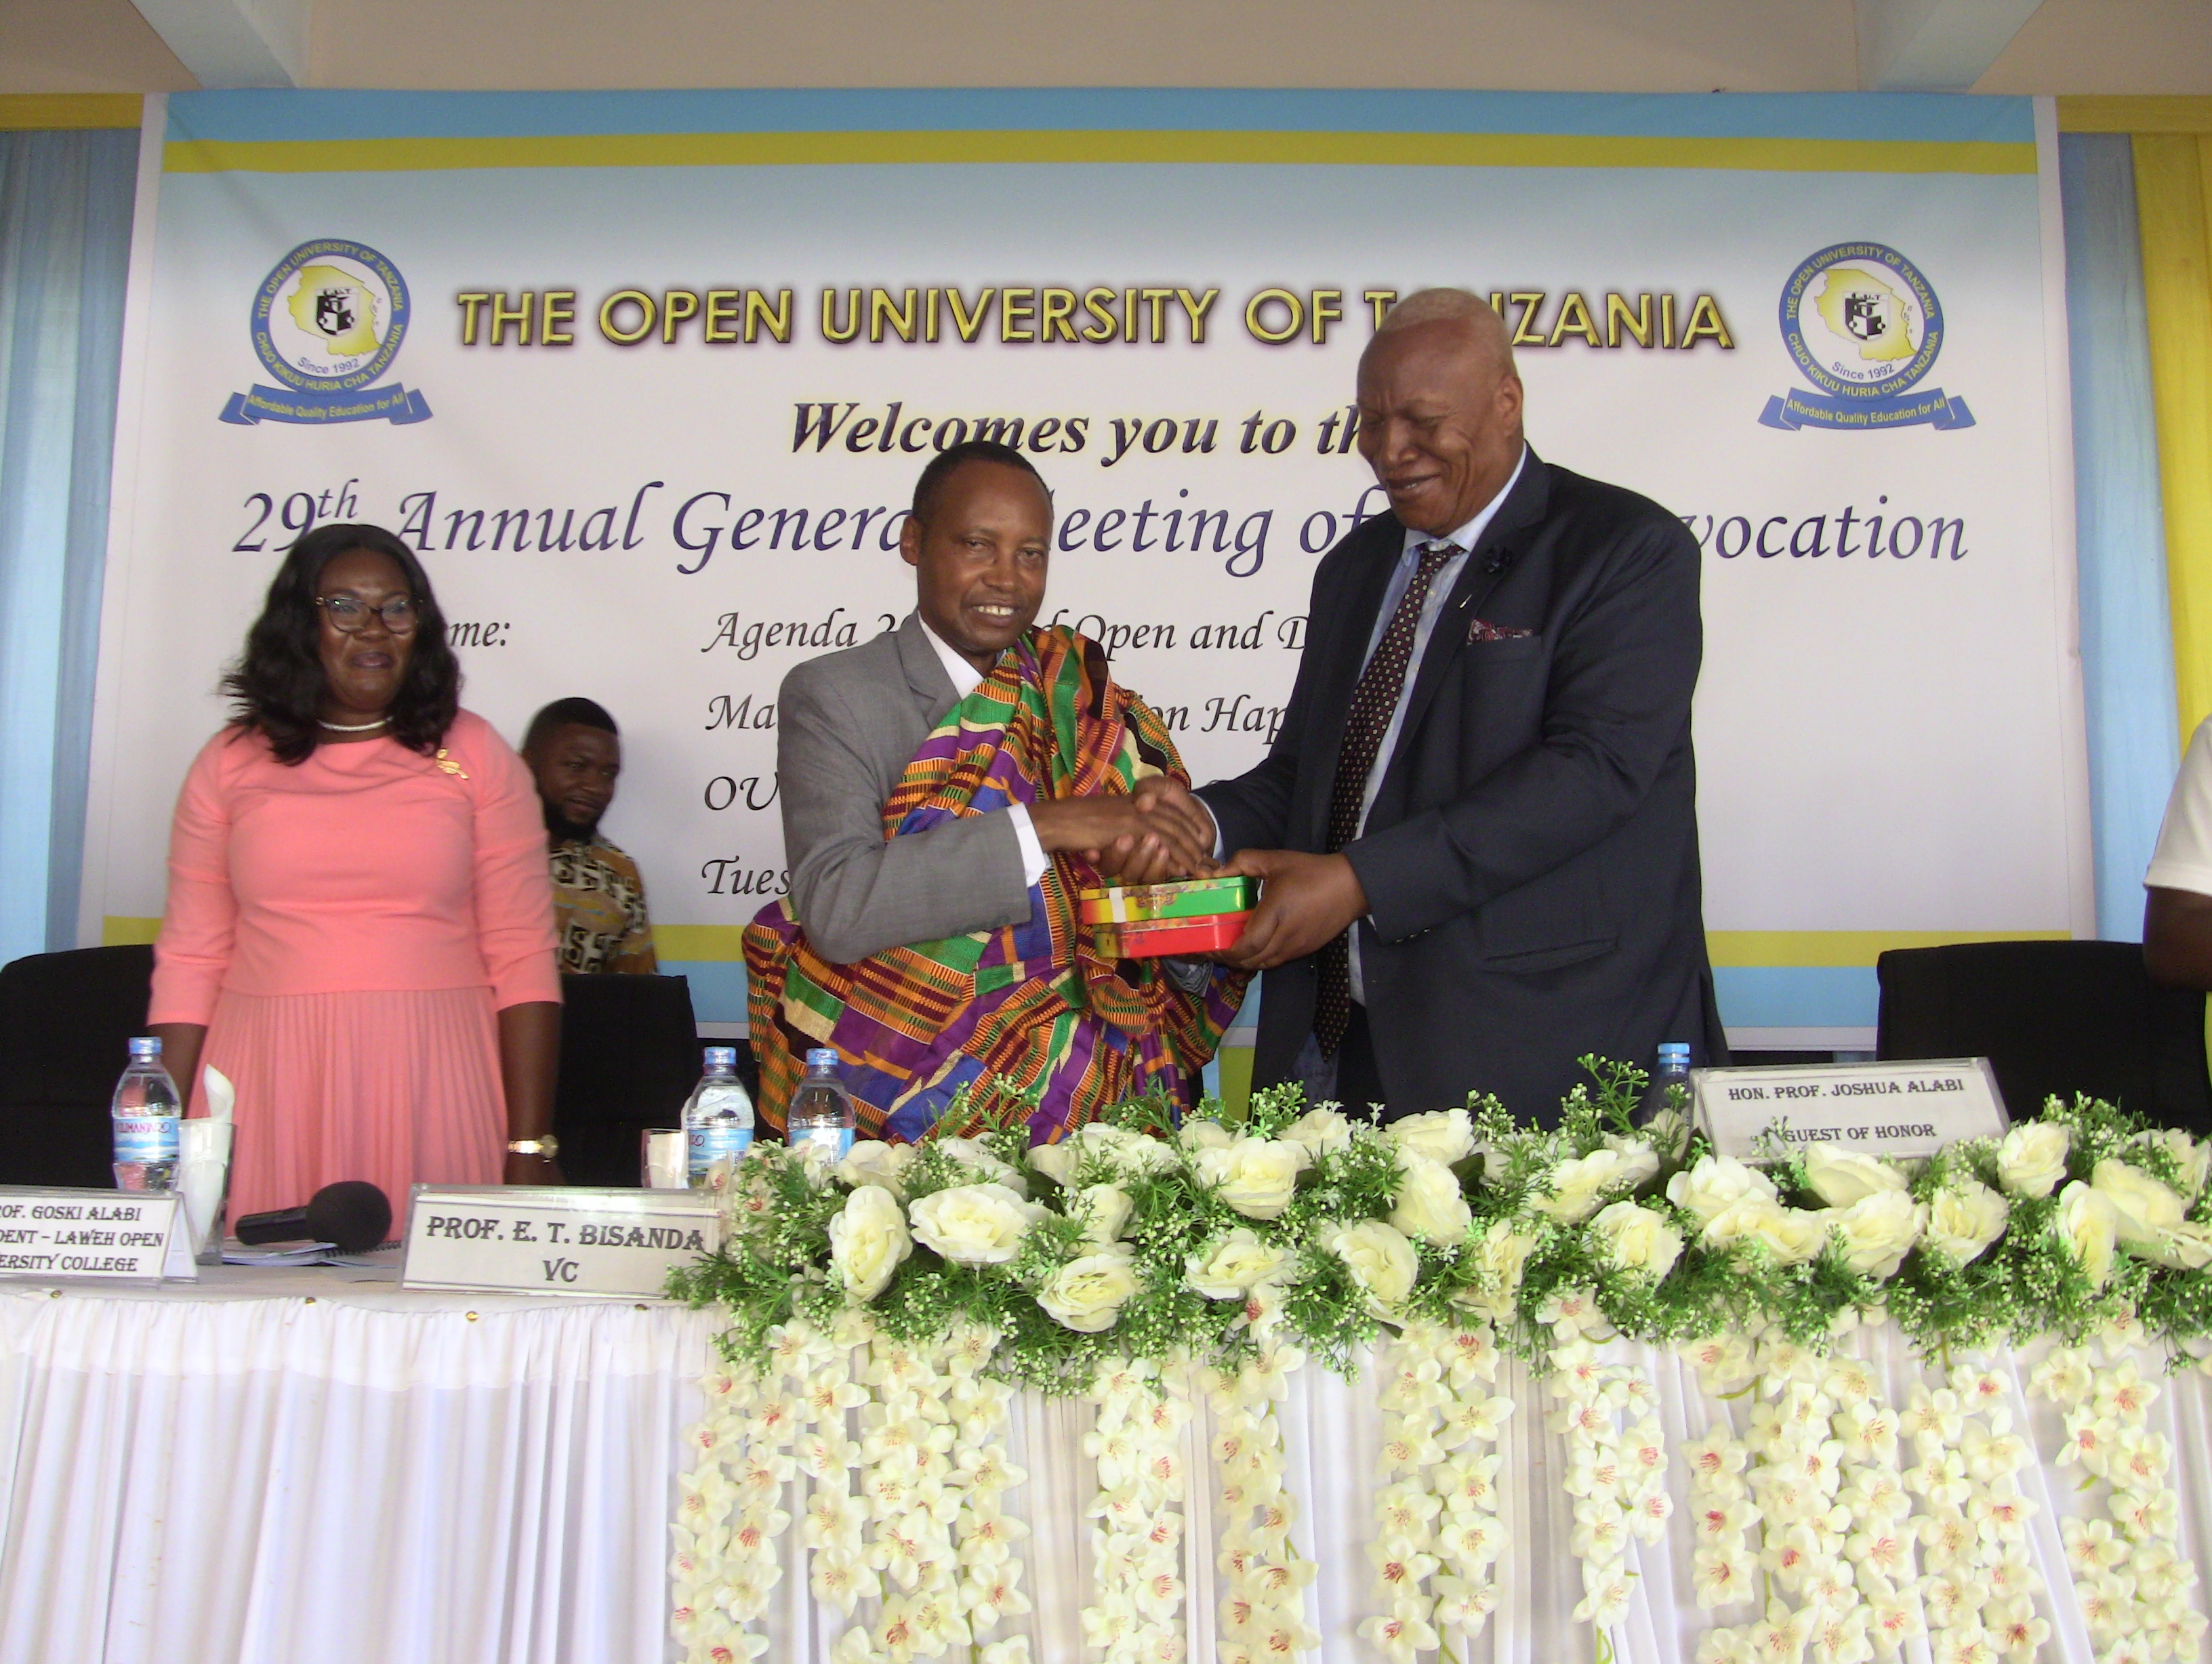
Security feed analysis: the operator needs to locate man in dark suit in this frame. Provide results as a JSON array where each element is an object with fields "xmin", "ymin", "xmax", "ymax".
[{"xmin": 1150, "ymin": 288, "xmax": 1724, "ymax": 1122}]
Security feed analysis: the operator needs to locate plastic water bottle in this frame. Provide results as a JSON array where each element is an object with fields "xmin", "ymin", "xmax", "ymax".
[
  {"xmin": 787, "ymin": 1047, "xmax": 857, "ymax": 1163},
  {"xmin": 1639, "ymin": 1041, "xmax": 1692, "ymax": 1126},
  {"xmin": 111, "ymin": 1036, "xmax": 182, "ymax": 1192},
  {"xmin": 684, "ymin": 1045, "xmax": 756, "ymax": 1185}
]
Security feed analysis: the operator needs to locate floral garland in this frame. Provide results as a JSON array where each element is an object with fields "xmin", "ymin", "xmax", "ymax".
[
  {"xmin": 1362, "ymin": 1318, "xmax": 1513, "ymax": 1661},
  {"xmin": 1082, "ymin": 1354, "xmax": 1193, "ymax": 1663},
  {"xmin": 1542, "ymin": 1293, "xmax": 1669, "ymax": 1644},
  {"xmin": 672, "ymin": 1320, "xmax": 836, "ymax": 1664},
  {"xmin": 1208, "ymin": 1346, "xmax": 1317, "ymax": 1663},
  {"xmin": 670, "ymin": 1062, "xmax": 2212, "ymax": 1661},
  {"xmin": 1683, "ymin": 1329, "xmax": 1927, "ymax": 1664},
  {"xmin": 2032, "ymin": 1323, "xmax": 2207, "ymax": 1663},
  {"xmin": 1897, "ymin": 1359, "xmax": 2036, "ymax": 1664}
]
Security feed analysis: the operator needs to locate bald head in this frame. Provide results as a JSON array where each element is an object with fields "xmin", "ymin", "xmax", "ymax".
[
  {"xmin": 1355, "ymin": 289, "xmax": 1526, "ymax": 537},
  {"xmin": 1375, "ymin": 287, "xmax": 1515, "ymax": 368}
]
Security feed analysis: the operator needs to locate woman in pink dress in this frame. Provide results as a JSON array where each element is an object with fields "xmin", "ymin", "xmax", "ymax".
[{"xmin": 148, "ymin": 524, "xmax": 562, "ymax": 1226}]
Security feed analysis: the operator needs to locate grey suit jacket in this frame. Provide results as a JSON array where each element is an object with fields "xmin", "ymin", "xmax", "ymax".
[{"xmin": 775, "ymin": 612, "xmax": 1032, "ymax": 963}]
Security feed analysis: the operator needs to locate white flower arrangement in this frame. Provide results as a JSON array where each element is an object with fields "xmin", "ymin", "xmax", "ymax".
[
  {"xmin": 1686, "ymin": 1330, "xmax": 1917, "ymax": 1664},
  {"xmin": 669, "ymin": 1066, "xmax": 2212, "ymax": 1663},
  {"xmin": 2032, "ymin": 1323, "xmax": 2207, "ymax": 1663},
  {"xmin": 1208, "ymin": 1346, "xmax": 1319, "ymax": 1664},
  {"xmin": 1896, "ymin": 1359, "xmax": 2044, "ymax": 1664},
  {"xmin": 1081, "ymin": 1354, "xmax": 1192, "ymax": 1664},
  {"xmin": 1545, "ymin": 1304, "xmax": 1667, "ymax": 1640},
  {"xmin": 674, "ymin": 1317, "xmax": 854, "ymax": 1664},
  {"xmin": 1360, "ymin": 1318, "xmax": 1513, "ymax": 1661}
]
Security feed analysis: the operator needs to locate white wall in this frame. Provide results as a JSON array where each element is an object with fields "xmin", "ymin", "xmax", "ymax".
[{"xmin": 6, "ymin": 0, "xmax": 2211, "ymax": 96}]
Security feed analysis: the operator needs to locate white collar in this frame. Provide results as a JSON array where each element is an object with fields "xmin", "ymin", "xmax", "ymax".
[
  {"xmin": 1402, "ymin": 444, "xmax": 1530, "ymax": 558},
  {"xmin": 916, "ymin": 612, "xmax": 987, "ymax": 701}
]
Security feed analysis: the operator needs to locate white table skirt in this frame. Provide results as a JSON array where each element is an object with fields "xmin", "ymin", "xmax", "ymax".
[
  {"xmin": 3, "ymin": 1270, "xmax": 2209, "ymax": 1664},
  {"xmin": 0, "ymin": 1266, "xmax": 715, "ymax": 1664}
]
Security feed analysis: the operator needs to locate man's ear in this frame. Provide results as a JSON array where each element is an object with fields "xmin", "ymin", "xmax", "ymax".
[
  {"xmin": 899, "ymin": 512, "xmax": 923, "ymax": 570},
  {"xmin": 1494, "ymin": 372, "xmax": 1524, "ymax": 424}
]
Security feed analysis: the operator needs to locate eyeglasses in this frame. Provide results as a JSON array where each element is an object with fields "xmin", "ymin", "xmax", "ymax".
[{"xmin": 316, "ymin": 594, "xmax": 420, "ymax": 634}]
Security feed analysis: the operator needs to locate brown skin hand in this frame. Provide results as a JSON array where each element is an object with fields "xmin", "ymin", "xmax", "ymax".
[
  {"xmin": 1210, "ymin": 307, "xmax": 1525, "ymax": 961},
  {"xmin": 526, "ymin": 722, "xmax": 621, "ymax": 838},
  {"xmin": 902, "ymin": 458, "xmax": 1214, "ymax": 880},
  {"xmin": 1215, "ymin": 848, "xmax": 1371, "ymax": 970},
  {"xmin": 146, "ymin": 1022, "xmax": 206, "ymax": 1113},
  {"xmin": 2144, "ymin": 887, "xmax": 2212, "ymax": 988},
  {"xmin": 499, "ymin": 1001, "xmax": 565, "ymax": 1185}
]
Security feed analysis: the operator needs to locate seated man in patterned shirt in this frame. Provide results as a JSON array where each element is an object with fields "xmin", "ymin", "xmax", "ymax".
[{"xmin": 522, "ymin": 697, "xmax": 658, "ymax": 974}]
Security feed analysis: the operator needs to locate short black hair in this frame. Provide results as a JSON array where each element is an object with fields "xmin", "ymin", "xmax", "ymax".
[
  {"xmin": 910, "ymin": 440, "xmax": 1049, "ymax": 528},
  {"xmin": 224, "ymin": 523, "xmax": 460, "ymax": 766},
  {"xmin": 525, "ymin": 697, "xmax": 619, "ymax": 754}
]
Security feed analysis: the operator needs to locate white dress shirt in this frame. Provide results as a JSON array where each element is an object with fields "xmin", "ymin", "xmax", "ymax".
[
  {"xmin": 917, "ymin": 616, "xmax": 1050, "ymax": 886},
  {"xmin": 2148, "ymin": 713, "xmax": 2212, "ymax": 897}
]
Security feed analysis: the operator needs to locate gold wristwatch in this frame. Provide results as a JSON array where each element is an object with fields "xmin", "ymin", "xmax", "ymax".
[{"xmin": 507, "ymin": 1135, "xmax": 560, "ymax": 1159}]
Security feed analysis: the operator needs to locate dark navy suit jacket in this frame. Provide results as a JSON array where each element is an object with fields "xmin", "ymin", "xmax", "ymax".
[{"xmin": 1197, "ymin": 449, "xmax": 1725, "ymax": 1123}]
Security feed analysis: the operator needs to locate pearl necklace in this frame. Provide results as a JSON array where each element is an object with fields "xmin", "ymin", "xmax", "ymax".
[{"xmin": 319, "ymin": 717, "xmax": 390, "ymax": 732}]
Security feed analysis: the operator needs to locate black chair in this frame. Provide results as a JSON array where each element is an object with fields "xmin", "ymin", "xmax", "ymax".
[
  {"xmin": 0, "ymin": 944, "xmax": 154, "ymax": 1188},
  {"xmin": 1876, "ymin": 940, "xmax": 2212, "ymax": 1134},
  {"xmin": 552, "ymin": 972, "xmax": 710, "ymax": 1186}
]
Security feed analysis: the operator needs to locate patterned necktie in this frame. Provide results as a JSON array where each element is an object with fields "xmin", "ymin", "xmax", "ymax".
[{"xmin": 1314, "ymin": 540, "xmax": 1459, "ymax": 1056}]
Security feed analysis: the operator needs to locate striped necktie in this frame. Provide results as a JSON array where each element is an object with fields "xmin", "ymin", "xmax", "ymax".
[{"xmin": 1314, "ymin": 539, "xmax": 1458, "ymax": 1056}]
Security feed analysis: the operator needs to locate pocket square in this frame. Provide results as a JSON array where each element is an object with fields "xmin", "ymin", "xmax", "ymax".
[{"xmin": 1467, "ymin": 619, "xmax": 1534, "ymax": 644}]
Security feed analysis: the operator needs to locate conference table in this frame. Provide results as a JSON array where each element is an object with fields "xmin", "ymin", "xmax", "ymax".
[{"xmin": 3, "ymin": 1265, "xmax": 2210, "ymax": 1664}]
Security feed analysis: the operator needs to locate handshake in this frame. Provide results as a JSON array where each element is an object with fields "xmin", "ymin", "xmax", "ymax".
[
  {"xmin": 1030, "ymin": 780, "xmax": 1370, "ymax": 972},
  {"xmin": 1027, "ymin": 776, "xmax": 1222, "ymax": 884}
]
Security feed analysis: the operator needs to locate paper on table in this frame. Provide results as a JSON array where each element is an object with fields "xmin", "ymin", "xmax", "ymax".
[{"xmin": 220, "ymin": 1241, "xmax": 335, "ymax": 1266}]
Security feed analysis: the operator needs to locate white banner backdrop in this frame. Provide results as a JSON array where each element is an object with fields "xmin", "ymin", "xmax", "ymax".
[{"xmin": 83, "ymin": 90, "xmax": 2088, "ymax": 1043}]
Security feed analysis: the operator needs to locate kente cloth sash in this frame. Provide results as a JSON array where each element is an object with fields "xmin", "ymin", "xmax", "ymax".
[{"xmin": 745, "ymin": 627, "xmax": 1248, "ymax": 1144}]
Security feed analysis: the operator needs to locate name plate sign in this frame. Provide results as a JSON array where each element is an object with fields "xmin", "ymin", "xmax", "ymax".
[
  {"xmin": 1692, "ymin": 1057, "xmax": 2009, "ymax": 1161},
  {"xmin": 0, "ymin": 1186, "xmax": 196, "ymax": 1282},
  {"xmin": 401, "ymin": 1186, "xmax": 723, "ymax": 1297}
]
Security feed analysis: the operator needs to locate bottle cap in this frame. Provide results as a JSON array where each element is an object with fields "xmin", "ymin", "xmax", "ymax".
[
  {"xmin": 129, "ymin": 1035, "xmax": 161, "ymax": 1057},
  {"xmin": 805, "ymin": 1047, "xmax": 840, "ymax": 1070},
  {"xmin": 1658, "ymin": 1043, "xmax": 1692, "ymax": 1064},
  {"xmin": 703, "ymin": 1045, "xmax": 736, "ymax": 1068}
]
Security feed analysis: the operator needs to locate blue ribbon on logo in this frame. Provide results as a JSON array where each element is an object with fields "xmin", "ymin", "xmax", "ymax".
[
  {"xmin": 1759, "ymin": 386, "xmax": 1975, "ymax": 432},
  {"xmin": 219, "ymin": 383, "xmax": 433, "ymax": 426}
]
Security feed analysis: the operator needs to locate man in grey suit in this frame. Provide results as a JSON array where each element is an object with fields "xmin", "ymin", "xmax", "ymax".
[{"xmin": 775, "ymin": 442, "xmax": 1214, "ymax": 967}]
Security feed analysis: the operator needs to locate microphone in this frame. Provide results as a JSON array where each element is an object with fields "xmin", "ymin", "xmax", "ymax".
[{"xmin": 234, "ymin": 1180, "xmax": 394, "ymax": 1253}]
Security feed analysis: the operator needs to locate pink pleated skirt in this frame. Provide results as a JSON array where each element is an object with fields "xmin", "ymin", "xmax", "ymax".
[{"xmin": 192, "ymin": 986, "xmax": 506, "ymax": 1232}]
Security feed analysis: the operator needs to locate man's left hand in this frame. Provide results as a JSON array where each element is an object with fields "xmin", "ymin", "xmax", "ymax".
[{"xmin": 1216, "ymin": 848, "xmax": 1368, "ymax": 970}]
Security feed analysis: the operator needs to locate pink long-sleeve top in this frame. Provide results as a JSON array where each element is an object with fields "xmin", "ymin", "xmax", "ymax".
[{"xmin": 150, "ymin": 709, "xmax": 561, "ymax": 1025}]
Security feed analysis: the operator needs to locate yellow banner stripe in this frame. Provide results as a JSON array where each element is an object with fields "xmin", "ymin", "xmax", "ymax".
[
  {"xmin": 654, "ymin": 923, "xmax": 752, "ymax": 962},
  {"xmin": 163, "ymin": 130, "xmax": 2035, "ymax": 178},
  {"xmin": 0, "ymin": 95, "xmax": 142, "ymax": 131},
  {"xmin": 106, "ymin": 918, "xmax": 2074, "ymax": 969},
  {"xmin": 1705, "ymin": 929, "xmax": 2071, "ymax": 968},
  {"xmin": 2058, "ymin": 96, "xmax": 2212, "ymax": 135}
]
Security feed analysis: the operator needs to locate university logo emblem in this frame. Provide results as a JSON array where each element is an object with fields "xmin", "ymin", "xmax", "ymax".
[
  {"xmin": 220, "ymin": 238, "xmax": 432, "ymax": 426},
  {"xmin": 1759, "ymin": 243, "xmax": 1973, "ymax": 432}
]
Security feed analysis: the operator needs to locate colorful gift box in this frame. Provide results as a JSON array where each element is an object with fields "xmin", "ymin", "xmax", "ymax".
[
  {"xmin": 1076, "ymin": 876, "xmax": 1256, "ymax": 924},
  {"xmin": 1078, "ymin": 877, "xmax": 1254, "ymax": 958}
]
